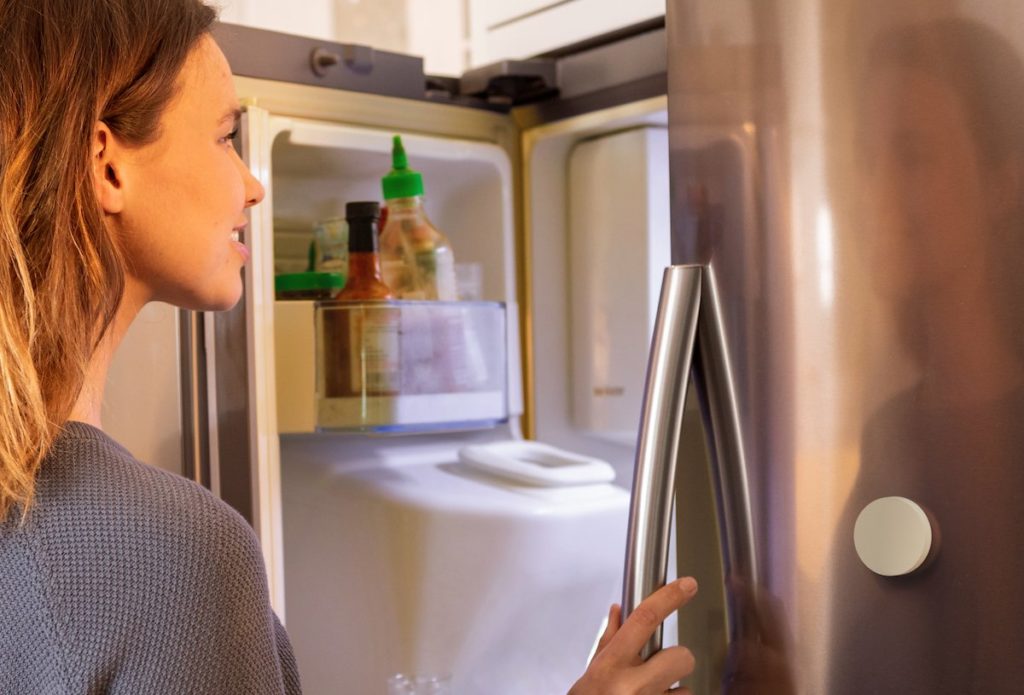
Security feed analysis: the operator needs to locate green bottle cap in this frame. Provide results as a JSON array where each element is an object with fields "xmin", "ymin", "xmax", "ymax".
[{"xmin": 381, "ymin": 135, "xmax": 424, "ymax": 200}]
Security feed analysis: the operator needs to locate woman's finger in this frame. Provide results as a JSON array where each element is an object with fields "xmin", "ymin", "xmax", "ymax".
[
  {"xmin": 636, "ymin": 645, "xmax": 696, "ymax": 692},
  {"xmin": 605, "ymin": 577, "xmax": 698, "ymax": 662},
  {"xmin": 593, "ymin": 604, "xmax": 621, "ymax": 657}
]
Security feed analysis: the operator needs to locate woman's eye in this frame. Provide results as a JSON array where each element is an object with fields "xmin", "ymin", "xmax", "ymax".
[{"xmin": 221, "ymin": 127, "xmax": 239, "ymax": 145}]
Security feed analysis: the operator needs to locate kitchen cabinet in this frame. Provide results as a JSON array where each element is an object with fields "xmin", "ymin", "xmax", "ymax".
[
  {"xmin": 468, "ymin": 0, "xmax": 664, "ymax": 66},
  {"xmin": 217, "ymin": 0, "xmax": 335, "ymax": 42}
]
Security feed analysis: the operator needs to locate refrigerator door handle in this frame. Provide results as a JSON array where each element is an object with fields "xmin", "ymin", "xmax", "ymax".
[
  {"xmin": 622, "ymin": 264, "xmax": 702, "ymax": 659},
  {"xmin": 694, "ymin": 265, "xmax": 758, "ymax": 624}
]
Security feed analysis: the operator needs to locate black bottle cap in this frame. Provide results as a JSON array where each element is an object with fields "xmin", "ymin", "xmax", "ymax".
[
  {"xmin": 346, "ymin": 201, "xmax": 380, "ymax": 253},
  {"xmin": 345, "ymin": 201, "xmax": 380, "ymax": 220}
]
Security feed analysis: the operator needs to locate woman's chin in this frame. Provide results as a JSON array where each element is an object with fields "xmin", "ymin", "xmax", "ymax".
[
  {"xmin": 173, "ymin": 281, "xmax": 244, "ymax": 313},
  {"xmin": 204, "ymin": 286, "xmax": 244, "ymax": 312}
]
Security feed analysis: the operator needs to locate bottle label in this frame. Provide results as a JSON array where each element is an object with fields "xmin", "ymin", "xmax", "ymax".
[
  {"xmin": 382, "ymin": 258, "xmax": 425, "ymax": 300},
  {"xmin": 415, "ymin": 248, "xmax": 457, "ymax": 301},
  {"xmin": 348, "ymin": 306, "xmax": 400, "ymax": 395}
]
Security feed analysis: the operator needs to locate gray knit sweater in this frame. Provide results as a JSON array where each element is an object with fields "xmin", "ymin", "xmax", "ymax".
[{"xmin": 0, "ymin": 422, "xmax": 302, "ymax": 694}]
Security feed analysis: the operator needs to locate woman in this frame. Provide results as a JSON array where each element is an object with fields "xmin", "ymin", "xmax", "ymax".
[{"xmin": 0, "ymin": 1, "xmax": 697, "ymax": 692}]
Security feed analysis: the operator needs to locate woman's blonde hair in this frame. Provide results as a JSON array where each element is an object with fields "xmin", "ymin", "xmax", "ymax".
[{"xmin": 0, "ymin": 0, "xmax": 217, "ymax": 520}]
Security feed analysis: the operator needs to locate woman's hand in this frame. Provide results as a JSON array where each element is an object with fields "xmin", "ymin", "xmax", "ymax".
[{"xmin": 568, "ymin": 577, "xmax": 698, "ymax": 695}]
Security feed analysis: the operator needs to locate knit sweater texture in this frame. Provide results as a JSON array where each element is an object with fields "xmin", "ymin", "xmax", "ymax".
[{"xmin": 0, "ymin": 422, "xmax": 302, "ymax": 694}]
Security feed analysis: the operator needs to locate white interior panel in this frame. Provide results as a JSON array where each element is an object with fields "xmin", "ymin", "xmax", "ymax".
[
  {"xmin": 568, "ymin": 127, "xmax": 670, "ymax": 445},
  {"xmin": 526, "ymin": 99, "xmax": 669, "ymax": 485}
]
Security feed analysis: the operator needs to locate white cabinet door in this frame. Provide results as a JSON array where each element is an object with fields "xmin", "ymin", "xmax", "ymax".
[
  {"xmin": 475, "ymin": 0, "xmax": 571, "ymax": 30},
  {"xmin": 469, "ymin": 0, "xmax": 664, "ymax": 67},
  {"xmin": 217, "ymin": 0, "xmax": 335, "ymax": 42}
]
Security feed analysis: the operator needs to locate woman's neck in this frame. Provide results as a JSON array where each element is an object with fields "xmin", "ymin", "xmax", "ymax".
[{"xmin": 68, "ymin": 281, "xmax": 149, "ymax": 428}]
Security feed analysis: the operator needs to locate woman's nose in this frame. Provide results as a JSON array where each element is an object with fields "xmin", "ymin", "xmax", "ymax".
[
  {"xmin": 235, "ymin": 151, "xmax": 266, "ymax": 208},
  {"xmin": 243, "ymin": 166, "xmax": 265, "ymax": 208}
]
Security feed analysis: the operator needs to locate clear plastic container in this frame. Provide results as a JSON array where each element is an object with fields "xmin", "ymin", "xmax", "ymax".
[{"xmin": 315, "ymin": 300, "xmax": 507, "ymax": 432}]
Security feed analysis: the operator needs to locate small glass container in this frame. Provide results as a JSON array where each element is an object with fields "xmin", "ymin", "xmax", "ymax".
[
  {"xmin": 313, "ymin": 216, "xmax": 348, "ymax": 273},
  {"xmin": 387, "ymin": 674, "xmax": 451, "ymax": 694}
]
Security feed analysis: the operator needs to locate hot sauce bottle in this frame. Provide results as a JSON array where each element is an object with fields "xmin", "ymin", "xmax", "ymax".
[
  {"xmin": 339, "ymin": 201, "xmax": 392, "ymax": 301},
  {"xmin": 325, "ymin": 201, "xmax": 400, "ymax": 399}
]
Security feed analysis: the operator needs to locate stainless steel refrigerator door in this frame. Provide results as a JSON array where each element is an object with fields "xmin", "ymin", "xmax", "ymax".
[{"xmin": 667, "ymin": 0, "xmax": 1024, "ymax": 693}]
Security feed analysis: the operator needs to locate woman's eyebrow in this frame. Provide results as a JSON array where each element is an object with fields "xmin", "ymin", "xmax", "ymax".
[{"xmin": 219, "ymin": 107, "xmax": 242, "ymax": 125}]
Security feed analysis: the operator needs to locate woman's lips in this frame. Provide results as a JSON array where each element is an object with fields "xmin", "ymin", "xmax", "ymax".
[{"xmin": 230, "ymin": 229, "xmax": 250, "ymax": 262}]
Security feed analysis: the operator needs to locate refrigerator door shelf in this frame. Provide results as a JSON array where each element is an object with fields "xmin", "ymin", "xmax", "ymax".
[
  {"xmin": 318, "ymin": 392, "xmax": 507, "ymax": 434},
  {"xmin": 275, "ymin": 299, "xmax": 510, "ymax": 434}
]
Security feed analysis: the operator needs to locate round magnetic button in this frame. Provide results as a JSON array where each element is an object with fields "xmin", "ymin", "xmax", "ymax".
[{"xmin": 854, "ymin": 496, "xmax": 933, "ymax": 577}]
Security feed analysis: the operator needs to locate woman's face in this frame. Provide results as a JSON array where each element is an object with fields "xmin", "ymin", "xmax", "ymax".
[
  {"xmin": 115, "ymin": 35, "xmax": 264, "ymax": 311},
  {"xmin": 862, "ymin": 66, "xmax": 994, "ymax": 303}
]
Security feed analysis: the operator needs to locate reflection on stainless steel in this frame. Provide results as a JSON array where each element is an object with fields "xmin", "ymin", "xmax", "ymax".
[
  {"xmin": 666, "ymin": 0, "xmax": 1024, "ymax": 692},
  {"xmin": 213, "ymin": 111, "xmax": 256, "ymax": 525},
  {"xmin": 179, "ymin": 309, "xmax": 210, "ymax": 487},
  {"xmin": 622, "ymin": 264, "xmax": 701, "ymax": 659}
]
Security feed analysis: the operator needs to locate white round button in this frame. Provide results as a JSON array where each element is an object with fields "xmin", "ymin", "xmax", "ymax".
[{"xmin": 854, "ymin": 496, "xmax": 934, "ymax": 576}]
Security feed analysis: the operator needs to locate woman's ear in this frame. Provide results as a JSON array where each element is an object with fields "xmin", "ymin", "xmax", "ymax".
[{"xmin": 91, "ymin": 121, "xmax": 125, "ymax": 214}]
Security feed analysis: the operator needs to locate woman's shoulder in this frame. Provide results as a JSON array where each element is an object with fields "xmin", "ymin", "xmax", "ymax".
[
  {"xmin": 8, "ymin": 425, "xmax": 289, "ymax": 693},
  {"xmin": 34, "ymin": 421, "xmax": 263, "ymax": 571}
]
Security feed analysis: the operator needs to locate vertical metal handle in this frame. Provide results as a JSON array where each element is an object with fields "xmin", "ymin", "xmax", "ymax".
[
  {"xmin": 622, "ymin": 264, "xmax": 703, "ymax": 659},
  {"xmin": 694, "ymin": 265, "xmax": 758, "ymax": 646}
]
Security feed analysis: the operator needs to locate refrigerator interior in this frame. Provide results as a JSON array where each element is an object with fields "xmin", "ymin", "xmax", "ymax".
[
  {"xmin": 267, "ymin": 119, "xmax": 527, "ymax": 691},
  {"xmin": 267, "ymin": 121, "xmax": 519, "ymax": 308},
  {"xmin": 254, "ymin": 94, "xmax": 689, "ymax": 693},
  {"xmin": 263, "ymin": 115, "xmax": 632, "ymax": 693}
]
